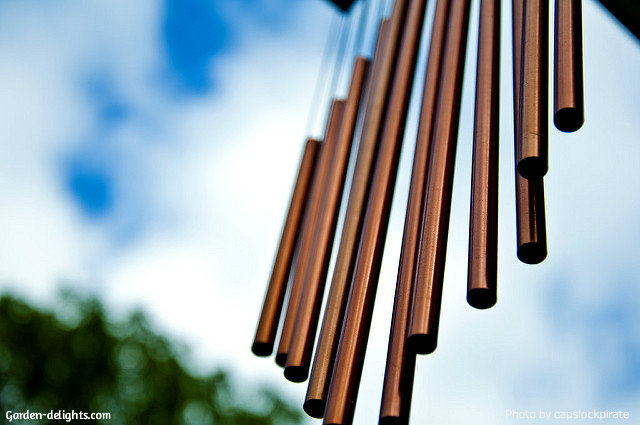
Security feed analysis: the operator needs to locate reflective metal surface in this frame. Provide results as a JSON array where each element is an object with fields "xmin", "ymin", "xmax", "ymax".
[
  {"xmin": 379, "ymin": 0, "xmax": 451, "ymax": 422},
  {"xmin": 408, "ymin": 0, "xmax": 472, "ymax": 355},
  {"xmin": 467, "ymin": 0, "xmax": 500, "ymax": 309},
  {"xmin": 285, "ymin": 56, "xmax": 369, "ymax": 383},
  {"xmin": 305, "ymin": 20, "xmax": 391, "ymax": 419},
  {"xmin": 517, "ymin": 0, "xmax": 549, "ymax": 178},
  {"xmin": 275, "ymin": 99, "xmax": 345, "ymax": 367},
  {"xmin": 323, "ymin": 0, "xmax": 426, "ymax": 422},
  {"xmin": 252, "ymin": 137, "xmax": 321, "ymax": 356},
  {"xmin": 513, "ymin": 0, "xmax": 548, "ymax": 265},
  {"xmin": 554, "ymin": 0, "xmax": 584, "ymax": 132}
]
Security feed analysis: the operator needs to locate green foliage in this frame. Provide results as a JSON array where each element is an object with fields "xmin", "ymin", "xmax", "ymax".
[{"xmin": 0, "ymin": 290, "xmax": 302, "ymax": 425}]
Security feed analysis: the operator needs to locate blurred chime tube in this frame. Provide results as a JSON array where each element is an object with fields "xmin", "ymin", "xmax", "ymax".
[
  {"xmin": 305, "ymin": 19, "xmax": 392, "ymax": 419},
  {"xmin": 284, "ymin": 56, "xmax": 370, "ymax": 383},
  {"xmin": 554, "ymin": 0, "xmax": 584, "ymax": 132},
  {"xmin": 275, "ymin": 99, "xmax": 345, "ymax": 367},
  {"xmin": 323, "ymin": 0, "xmax": 427, "ymax": 422},
  {"xmin": 379, "ymin": 0, "xmax": 451, "ymax": 422},
  {"xmin": 513, "ymin": 0, "xmax": 547, "ymax": 264},
  {"xmin": 252, "ymin": 137, "xmax": 322, "ymax": 356},
  {"xmin": 467, "ymin": 0, "xmax": 500, "ymax": 309},
  {"xmin": 517, "ymin": 0, "xmax": 549, "ymax": 178},
  {"xmin": 408, "ymin": 0, "xmax": 472, "ymax": 354}
]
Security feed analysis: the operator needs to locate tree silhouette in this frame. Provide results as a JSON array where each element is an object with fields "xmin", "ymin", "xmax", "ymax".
[{"xmin": 0, "ymin": 289, "xmax": 302, "ymax": 425}]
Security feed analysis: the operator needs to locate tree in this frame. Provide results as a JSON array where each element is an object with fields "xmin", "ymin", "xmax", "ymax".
[{"xmin": 0, "ymin": 289, "xmax": 302, "ymax": 425}]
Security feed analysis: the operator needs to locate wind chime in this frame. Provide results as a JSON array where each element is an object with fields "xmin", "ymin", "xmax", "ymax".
[{"xmin": 252, "ymin": 0, "xmax": 584, "ymax": 422}]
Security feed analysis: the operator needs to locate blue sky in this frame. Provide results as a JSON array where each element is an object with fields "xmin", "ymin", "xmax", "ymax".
[{"xmin": 0, "ymin": 0, "xmax": 638, "ymax": 424}]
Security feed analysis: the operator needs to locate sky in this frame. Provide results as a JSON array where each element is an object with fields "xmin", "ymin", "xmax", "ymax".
[{"xmin": 0, "ymin": 0, "xmax": 638, "ymax": 424}]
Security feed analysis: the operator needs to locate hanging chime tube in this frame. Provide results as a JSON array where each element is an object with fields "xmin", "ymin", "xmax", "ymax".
[
  {"xmin": 517, "ymin": 0, "xmax": 549, "ymax": 178},
  {"xmin": 324, "ymin": 0, "xmax": 427, "ymax": 422},
  {"xmin": 554, "ymin": 0, "xmax": 584, "ymax": 132},
  {"xmin": 408, "ymin": 0, "xmax": 472, "ymax": 355},
  {"xmin": 276, "ymin": 99, "xmax": 345, "ymax": 367},
  {"xmin": 515, "ymin": 176, "xmax": 547, "ymax": 263},
  {"xmin": 252, "ymin": 137, "xmax": 322, "ymax": 356},
  {"xmin": 285, "ymin": 56, "xmax": 370, "ymax": 383},
  {"xmin": 379, "ymin": 0, "xmax": 452, "ymax": 422},
  {"xmin": 305, "ymin": 19, "xmax": 392, "ymax": 418},
  {"xmin": 513, "ymin": 0, "xmax": 547, "ymax": 264},
  {"xmin": 467, "ymin": 0, "xmax": 500, "ymax": 309}
]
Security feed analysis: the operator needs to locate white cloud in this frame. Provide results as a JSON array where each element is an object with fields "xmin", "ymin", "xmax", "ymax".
[{"xmin": 0, "ymin": 0, "xmax": 639, "ymax": 423}]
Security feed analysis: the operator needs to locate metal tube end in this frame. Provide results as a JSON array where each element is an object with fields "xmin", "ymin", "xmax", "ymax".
[
  {"xmin": 379, "ymin": 416, "xmax": 407, "ymax": 425},
  {"xmin": 517, "ymin": 241, "xmax": 547, "ymax": 264},
  {"xmin": 517, "ymin": 156, "xmax": 547, "ymax": 179},
  {"xmin": 554, "ymin": 107, "xmax": 584, "ymax": 132},
  {"xmin": 467, "ymin": 287, "xmax": 497, "ymax": 309},
  {"xmin": 251, "ymin": 341, "xmax": 273, "ymax": 357},
  {"xmin": 275, "ymin": 353, "xmax": 287, "ymax": 368},
  {"xmin": 303, "ymin": 398, "xmax": 325, "ymax": 418},
  {"xmin": 283, "ymin": 365, "xmax": 309, "ymax": 383},
  {"xmin": 406, "ymin": 333, "xmax": 437, "ymax": 355}
]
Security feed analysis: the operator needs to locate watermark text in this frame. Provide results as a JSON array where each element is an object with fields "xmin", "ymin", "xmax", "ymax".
[{"xmin": 6, "ymin": 409, "xmax": 111, "ymax": 422}]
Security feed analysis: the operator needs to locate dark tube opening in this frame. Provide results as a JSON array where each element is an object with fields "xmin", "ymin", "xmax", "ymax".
[
  {"xmin": 251, "ymin": 341, "xmax": 273, "ymax": 357},
  {"xmin": 554, "ymin": 107, "xmax": 584, "ymax": 133},
  {"xmin": 406, "ymin": 333, "xmax": 437, "ymax": 355},
  {"xmin": 283, "ymin": 365, "xmax": 309, "ymax": 383},
  {"xmin": 517, "ymin": 156, "xmax": 547, "ymax": 179},
  {"xmin": 517, "ymin": 241, "xmax": 547, "ymax": 264},
  {"xmin": 467, "ymin": 288, "xmax": 497, "ymax": 309},
  {"xmin": 275, "ymin": 353, "xmax": 287, "ymax": 368},
  {"xmin": 379, "ymin": 416, "xmax": 406, "ymax": 425},
  {"xmin": 303, "ymin": 398, "xmax": 325, "ymax": 418}
]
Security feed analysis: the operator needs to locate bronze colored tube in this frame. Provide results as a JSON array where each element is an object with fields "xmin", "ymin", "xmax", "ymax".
[
  {"xmin": 517, "ymin": 0, "xmax": 548, "ymax": 178},
  {"xmin": 323, "ymin": 0, "xmax": 427, "ymax": 422},
  {"xmin": 252, "ymin": 137, "xmax": 321, "ymax": 356},
  {"xmin": 407, "ymin": 0, "xmax": 472, "ymax": 355},
  {"xmin": 285, "ymin": 57, "xmax": 369, "ymax": 383},
  {"xmin": 275, "ymin": 99, "xmax": 345, "ymax": 367},
  {"xmin": 515, "ymin": 176, "xmax": 547, "ymax": 263},
  {"xmin": 513, "ymin": 0, "xmax": 548, "ymax": 264},
  {"xmin": 554, "ymin": 0, "xmax": 584, "ymax": 132},
  {"xmin": 467, "ymin": 0, "xmax": 500, "ymax": 310},
  {"xmin": 379, "ymin": 0, "xmax": 452, "ymax": 422},
  {"xmin": 304, "ymin": 19, "xmax": 392, "ymax": 419}
]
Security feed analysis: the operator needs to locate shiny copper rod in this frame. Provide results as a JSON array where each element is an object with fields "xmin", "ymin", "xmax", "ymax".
[
  {"xmin": 275, "ymin": 99, "xmax": 345, "ymax": 367},
  {"xmin": 515, "ymin": 176, "xmax": 547, "ymax": 263},
  {"xmin": 513, "ymin": 0, "xmax": 548, "ymax": 264},
  {"xmin": 554, "ymin": 0, "xmax": 584, "ymax": 132},
  {"xmin": 252, "ymin": 137, "xmax": 321, "ymax": 356},
  {"xmin": 379, "ymin": 0, "xmax": 452, "ymax": 422},
  {"xmin": 285, "ymin": 57, "xmax": 369, "ymax": 383},
  {"xmin": 304, "ymin": 19, "xmax": 393, "ymax": 419},
  {"xmin": 517, "ymin": 0, "xmax": 549, "ymax": 178},
  {"xmin": 467, "ymin": 0, "xmax": 500, "ymax": 310},
  {"xmin": 323, "ymin": 0, "xmax": 427, "ymax": 422},
  {"xmin": 407, "ymin": 0, "xmax": 472, "ymax": 355}
]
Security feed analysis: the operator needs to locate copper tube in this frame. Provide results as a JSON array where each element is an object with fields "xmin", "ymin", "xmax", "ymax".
[
  {"xmin": 285, "ymin": 57, "xmax": 369, "ymax": 383},
  {"xmin": 515, "ymin": 176, "xmax": 547, "ymax": 263},
  {"xmin": 407, "ymin": 0, "xmax": 472, "ymax": 355},
  {"xmin": 554, "ymin": 0, "xmax": 584, "ymax": 132},
  {"xmin": 467, "ymin": 0, "xmax": 500, "ymax": 310},
  {"xmin": 252, "ymin": 137, "xmax": 321, "ymax": 356},
  {"xmin": 275, "ymin": 99, "xmax": 345, "ymax": 367},
  {"xmin": 323, "ymin": 0, "xmax": 427, "ymax": 422},
  {"xmin": 513, "ymin": 0, "xmax": 548, "ymax": 264},
  {"xmin": 379, "ymin": 0, "xmax": 452, "ymax": 422},
  {"xmin": 517, "ymin": 0, "xmax": 548, "ymax": 178},
  {"xmin": 304, "ymin": 19, "xmax": 391, "ymax": 418}
]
